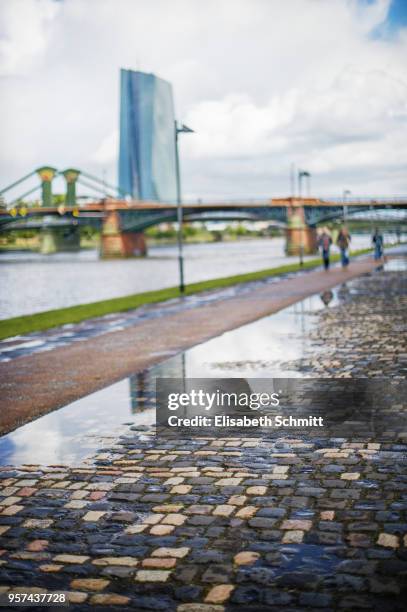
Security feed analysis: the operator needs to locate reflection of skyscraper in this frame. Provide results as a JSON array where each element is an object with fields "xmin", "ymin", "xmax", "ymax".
[{"xmin": 119, "ymin": 69, "xmax": 177, "ymax": 202}]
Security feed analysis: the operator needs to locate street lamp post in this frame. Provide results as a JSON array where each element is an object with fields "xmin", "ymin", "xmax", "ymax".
[
  {"xmin": 175, "ymin": 121, "xmax": 194, "ymax": 294},
  {"xmin": 343, "ymin": 189, "xmax": 351, "ymax": 224},
  {"xmin": 298, "ymin": 170, "xmax": 311, "ymax": 266}
]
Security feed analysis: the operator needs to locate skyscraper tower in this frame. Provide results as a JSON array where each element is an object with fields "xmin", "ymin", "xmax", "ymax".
[{"xmin": 118, "ymin": 69, "xmax": 177, "ymax": 202}]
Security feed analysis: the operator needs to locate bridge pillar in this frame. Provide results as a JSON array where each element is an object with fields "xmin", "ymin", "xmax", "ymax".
[
  {"xmin": 62, "ymin": 168, "xmax": 80, "ymax": 206},
  {"xmin": 36, "ymin": 166, "xmax": 57, "ymax": 207},
  {"xmin": 285, "ymin": 199, "xmax": 318, "ymax": 256},
  {"xmin": 100, "ymin": 209, "xmax": 147, "ymax": 258},
  {"xmin": 39, "ymin": 225, "xmax": 80, "ymax": 255}
]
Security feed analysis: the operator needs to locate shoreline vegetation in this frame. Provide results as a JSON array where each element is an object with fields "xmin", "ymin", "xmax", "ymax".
[
  {"xmin": 0, "ymin": 247, "xmax": 378, "ymax": 341},
  {"xmin": 0, "ymin": 221, "xmax": 403, "ymax": 252}
]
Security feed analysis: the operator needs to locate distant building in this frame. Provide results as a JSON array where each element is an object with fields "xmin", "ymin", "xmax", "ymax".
[{"xmin": 118, "ymin": 69, "xmax": 177, "ymax": 202}]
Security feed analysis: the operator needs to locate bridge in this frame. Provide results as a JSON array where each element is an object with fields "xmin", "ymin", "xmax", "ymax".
[{"xmin": 1, "ymin": 167, "xmax": 406, "ymax": 257}]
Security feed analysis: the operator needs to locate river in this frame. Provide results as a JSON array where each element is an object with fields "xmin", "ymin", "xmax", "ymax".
[{"xmin": 0, "ymin": 234, "xmax": 400, "ymax": 319}]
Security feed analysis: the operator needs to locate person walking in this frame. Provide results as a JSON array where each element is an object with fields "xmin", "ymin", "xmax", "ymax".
[
  {"xmin": 318, "ymin": 227, "xmax": 332, "ymax": 270},
  {"xmin": 337, "ymin": 227, "xmax": 351, "ymax": 267},
  {"xmin": 372, "ymin": 228, "xmax": 384, "ymax": 261}
]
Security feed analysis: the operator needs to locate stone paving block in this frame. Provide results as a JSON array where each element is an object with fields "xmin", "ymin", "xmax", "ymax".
[
  {"xmin": 23, "ymin": 519, "xmax": 53, "ymax": 528},
  {"xmin": 281, "ymin": 519, "xmax": 312, "ymax": 530},
  {"xmin": 178, "ymin": 605, "xmax": 224, "ymax": 612},
  {"xmin": 320, "ymin": 510, "xmax": 335, "ymax": 520},
  {"xmin": 234, "ymin": 551, "xmax": 260, "ymax": 565},
  {"xmin": 17, "ymin": 487, "xmax": 37, "ymax": 497},
  {"xmin": 171, "ymin": 485, "xmax": 192, "ymax": 494},
  {"xmin": 341, "ymin": 472, "xmax": 361, "ymax": 480},
  {"xmin": 144, "ymin": 513, "xmax": 164, "ymax": 524},
  {"xmin": 0, "ymin": 496, "xmax": 22, "ymax": 506},
  {"xmin": 248, "ymin": 517, "xmax": 276, "ymax": 529},
  {"xmin": 246, "ymin": 486, "xmax": 267, "ymax": 495},
  {"xmin": 215, "ymin": 478, "xmax": 242, "ymax": 486},
  {"xmin": 39, "ymin": 564, "xmax": 62, "ymax": 572},
  {"xmin": 186, "ymin": 505, "xmax": 213, "ymax": 515},
  {"xmin": 66, "ymin": 592, "xmax": 88, "ymax": 604},
  {"xmin": 92, "ymin": 556, "xmax": 138, "ymax": 567},
  {"xmin": 152, "ymin": 547, "xmax": 190, "ymax": 558},
  {"xmin": 161, "ymin": 513, "xmax": 187, "ymax": 526},
  {"xmin": 347, "ymin": 533, "xmax": 371, "ymax": 547},
  {"xmin": 125, "ymin": 524, "xmax": 147, "ymax": 534},
  {"xmin": 164, "ymin": 477, "xmax": 184, "ymax": 485},
  {"xmin": 212, "ymin": 505, "xmax": 235, "ymax": 517},
  {"xmin": 377, "ymin": 533, "xmax": 399, "ymax": 548},
  {"xmin": 204, "ymin": 584, "xmax": 235, "ymax": 603},
  {"xmin": 82, "ymin": 511, "xmax": 106, "ymax": 521},
  {"xmin": 142, "ymin": 557, "xmax": 177, "ymax": 569},
  {"xmin": 54, "ymin": 554, "xmax": 90, "ymax": 564},
  {"xmin": 153, "ymin": 504, "xmax": 183, "ymax": 513},
  {"xmin": 70, "ymin": 578, "xmax": 109, "ymax": 591},
  {"xmin": 282, "ymin": 530, "xmax": 304, "ymax": 544},
  {"xmin": 89, "ymin": 594, "xmax": 130, "ymax": 605},
  {"xmin": 235, "ymin": 506, "xmax": 257, "ymax": 519},
  {"xmin": 26, "ymin": 539, "xmax": 48, "ymax": 552},
  {"xmin": 71, "ymin": 490, "xmax": 88, "ymax": 499},
  {"xmin": 135, "ymin": 569, "xmax": 171, "ymax": 582},
  {"xmin": 1, "ymin": 504, "xmax": 24, "ymax": 515},
  {"xmin": 64, "ymin": 500, "xmax": 88, "ymax": 509},
  {"xmin": 150, "ymin": 524, "xmax": 175, "ymax": 535},
  {"xmin": 89, "ymin": 491, "xmax": 105, "ymax": 501},
  {"xmin": 228, "ymin": 495, "xmax": 247, "ymax": 505}
]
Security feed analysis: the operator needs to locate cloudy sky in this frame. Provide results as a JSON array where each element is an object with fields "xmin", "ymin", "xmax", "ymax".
[{"xmin": 1, "ymin": 0, "xmax": 407, "ymax": 201}]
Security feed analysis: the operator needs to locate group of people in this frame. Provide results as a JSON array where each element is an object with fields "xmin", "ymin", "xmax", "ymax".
[{"xmin": 317, "ymin": 227, "xmax": 384, "ymax": 270}]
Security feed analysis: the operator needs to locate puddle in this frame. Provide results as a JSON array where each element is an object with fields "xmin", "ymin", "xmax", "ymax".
[
  {"xmin": 383, "ymin": 257, "xmax": 407, "ymax": 272},
  {"xmin": 0, "ymin": 378, "xmax": 155, "ymax": 467},
  {"xmin": 0, "ymin": 288, "xmax": 343, "ymax": 466}
]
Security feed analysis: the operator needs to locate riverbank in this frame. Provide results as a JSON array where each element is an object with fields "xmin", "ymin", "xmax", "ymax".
[
  {"xmin": 0, "ymin": 256, "xmax": 381, "ymax": 433},
  {"xmin": 0, "ymin": 246, "xmax": 376, "ymax": 341}
]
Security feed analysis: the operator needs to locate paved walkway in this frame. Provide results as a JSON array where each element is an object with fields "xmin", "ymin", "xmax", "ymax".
[
  {"xmin": 0, "ymin": 262, "xmax": 406, "ymax": 610},
  {"xmin": 0, "ymin": 258, "xmax": 380, "ymax": 433}
]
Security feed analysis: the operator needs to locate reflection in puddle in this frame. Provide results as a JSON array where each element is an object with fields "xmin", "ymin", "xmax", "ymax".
[
  {"xmin": 0, "ymin": 377, "xmax": 155, "ymax": 466},
  {"xmin": 0, "ymin": 289, "xmax": 341, "ymax": 466},
  {"xmin": 383, "ymin": 256, "xmax": 407, "ymax": 272}
]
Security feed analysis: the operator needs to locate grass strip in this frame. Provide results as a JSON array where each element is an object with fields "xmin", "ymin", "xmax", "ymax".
[{"xmin": 0, "ymin": 247, "xmax": 374, "ymax": 341}]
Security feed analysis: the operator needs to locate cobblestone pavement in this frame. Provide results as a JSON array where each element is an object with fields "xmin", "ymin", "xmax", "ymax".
[
  {"xmin": 281, "ymin": 267, "xmax": 407, "ymax": 379},
  {"xmin": 0, "ymin": 266, "xmax": 406, "ymax": 610}
]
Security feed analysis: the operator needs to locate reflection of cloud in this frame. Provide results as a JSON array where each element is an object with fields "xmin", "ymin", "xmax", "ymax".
[
  {"xmin": 8, "ymin": 417, "xmax": 64, "ymax": 465},
  {"xmin": 183, "ymin": 310, "xmax": 310, "ymax": 377},
  {"xmin": 0, "ymin": 377, "xmax": 144, "ymax": 466}
]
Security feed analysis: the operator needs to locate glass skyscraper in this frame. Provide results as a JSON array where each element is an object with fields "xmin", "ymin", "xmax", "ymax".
[{"xmin": 118, "ymin": 69, "xmax": 177, "ymax": 202}]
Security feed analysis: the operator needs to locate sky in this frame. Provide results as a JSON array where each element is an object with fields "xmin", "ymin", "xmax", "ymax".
[{"xmin": 0, "ymin": 0, "xmax": 407, "ymax": 201}]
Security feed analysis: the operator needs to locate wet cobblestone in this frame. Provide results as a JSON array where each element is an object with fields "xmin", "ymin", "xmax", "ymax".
[{"xmin": 0, "ymin": 266, "xmax": 406, "ymax": 609}]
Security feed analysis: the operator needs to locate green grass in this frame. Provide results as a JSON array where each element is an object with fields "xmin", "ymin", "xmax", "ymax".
[{"xmin": 0, "ymin": 247, "xmax": 375, "ymax": 341}]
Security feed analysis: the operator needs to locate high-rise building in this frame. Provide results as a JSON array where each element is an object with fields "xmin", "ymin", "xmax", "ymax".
[{"xmin": 118, "ymin": 69, "xmax": 177, "ymax": 202}]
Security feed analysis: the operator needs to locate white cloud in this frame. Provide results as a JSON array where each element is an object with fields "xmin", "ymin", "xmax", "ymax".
[
  {"xmin": 0, "ymin": 0, "xmax": 406, "ymax": 200},
  {"xmin": 92, "ymin": 130, "xmax": 118, "ymax": 164},
  {"xmin": 0, "ymin": 0, "xmax": 59, "ymax": 76}
]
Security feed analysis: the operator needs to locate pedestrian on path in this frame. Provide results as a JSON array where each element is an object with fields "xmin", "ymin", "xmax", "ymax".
[
  {"xmin": 337, "ymin": 226, "xmax": 351, "ymax": 267},
  {"xmin": 318, "ymin": 227, "xmax": 332, "ymax": 270},
  {"xmin": 372, "ymin": 227, "xmax": 384, "ymax": 260}
]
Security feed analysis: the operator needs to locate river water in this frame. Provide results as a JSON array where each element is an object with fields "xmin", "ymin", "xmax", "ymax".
[{"xmin": 0, "ymin": 234, "xmax": 400, "ymax": 319}]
